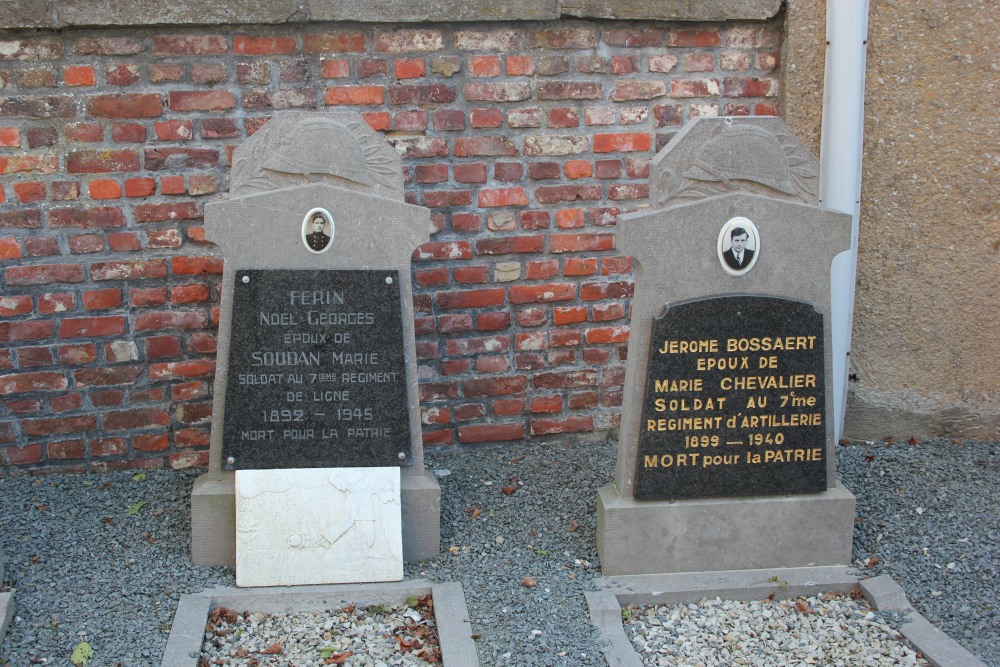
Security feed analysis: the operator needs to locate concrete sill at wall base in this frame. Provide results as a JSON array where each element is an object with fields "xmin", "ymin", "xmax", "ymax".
[{"xmin": 587, "ymin": 568, "xmax": 987, "ymax": 667}]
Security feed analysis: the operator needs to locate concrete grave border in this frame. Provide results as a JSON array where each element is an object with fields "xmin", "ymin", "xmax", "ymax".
[
  {"xmin": 161, "ymin": 580, "xmax": 478, "ymax": 667},
  {"xmin": 0, "ymin": 591, "xmax": 12, "ymax": 649},
  {"xmin": 586, "ymin": 566, "xmax": 986, "ymax": 667}
]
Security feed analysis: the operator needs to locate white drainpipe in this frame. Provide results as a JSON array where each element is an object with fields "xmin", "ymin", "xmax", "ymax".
[{"xmin": 820, "ymin": 2, "xmax": 870, "ymax": 445}]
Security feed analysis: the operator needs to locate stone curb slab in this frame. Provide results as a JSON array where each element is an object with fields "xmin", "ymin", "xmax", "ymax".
[
  {"xmin": 161, "ymin": 580, "xmax": 478, "ymax": 667},
  {"xmin": 0, "ymin": 590, "xmax": 13, "ymax": 649},
  {"xmin": 587, "ymin": 566, "xmax": 985, "ymax": 667}
]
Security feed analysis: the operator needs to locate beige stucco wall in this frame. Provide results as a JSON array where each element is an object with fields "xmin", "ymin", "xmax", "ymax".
[{"xmin": 844, "ymin": 0, "xmax": 999, "ymax": 440}]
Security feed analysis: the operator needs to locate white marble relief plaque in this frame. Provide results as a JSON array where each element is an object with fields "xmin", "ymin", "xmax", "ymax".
[{"xmin": 235, "ymin": 467, "xmax": 403, "ymax": 587}]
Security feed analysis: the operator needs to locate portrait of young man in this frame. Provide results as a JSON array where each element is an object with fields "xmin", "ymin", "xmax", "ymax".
[{"xmin": 303, "ymin": 209, "xmax": 333, "ymax": 253}]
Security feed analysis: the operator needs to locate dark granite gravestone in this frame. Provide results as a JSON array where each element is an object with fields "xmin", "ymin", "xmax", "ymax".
[
  {"xmin": 190, "ymin": 112, "xmax": 440, "ymax": 567},
  {"xmin": 597, "ymin": 117, "xmax": 856, "ymax": 576},
  {"xmin": 221, "ymin": 269, "xmax": 409, "ymax": 470},
  {"xmin": 635, "ymin": 296, "xmax": 826, "ymax": 499}
]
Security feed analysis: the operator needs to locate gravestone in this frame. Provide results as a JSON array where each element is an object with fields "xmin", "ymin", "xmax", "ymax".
[
  {"xmin": 191, "ymin": 112, "xmax": 440, "ymax": 570},
  {"xmin": 597, "ymin": 117, "xmax": 856, "ymax": 575}
]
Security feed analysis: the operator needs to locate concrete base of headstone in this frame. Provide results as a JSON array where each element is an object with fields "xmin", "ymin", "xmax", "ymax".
[
  {"xmin": 596, "ymin": 481, "xmax": 855, "ymax": 576},
  {"xmin": 191, "ymin": 469, "xmax": 440, "ymax": 567}
]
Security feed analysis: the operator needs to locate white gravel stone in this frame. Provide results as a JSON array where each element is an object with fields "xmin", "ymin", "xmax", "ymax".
[
  {"xmin": 200, "ymin": 599, "xmax": 440, "ymax": 666},
  {"xmin": 625, "ymin": 594, "xmax": 931, "ymax": 667}
]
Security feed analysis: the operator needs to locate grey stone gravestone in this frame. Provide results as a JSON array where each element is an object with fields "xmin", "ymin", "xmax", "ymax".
[
  {"xmin": 191, "ymin": 112, "xmax": 440, "ymax": 566},
  {"xmin": 597, "ymin": 117, "xmax": 856, "ymax": 576}
]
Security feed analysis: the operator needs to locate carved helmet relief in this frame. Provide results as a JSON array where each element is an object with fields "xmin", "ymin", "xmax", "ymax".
[
  {"xmin": 653, "ymin": 117, "xmax": 820, "ymax": 208},
  {"xmin": 229, "ymin": 112, "xmax": 405, "ymax": 200}
]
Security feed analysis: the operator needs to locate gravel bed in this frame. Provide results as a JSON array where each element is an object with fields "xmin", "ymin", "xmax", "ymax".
[
  {"xmin": 199, "ymin": 598, "xmax": 440, "ymax": 666},
  {"xmin": 0, "ymin": 436, "xmax": 996, "ymax": 666},
  {"xmin": 837, "ymin": 438, "xmax": 999, "ymax": 666},
  {"xmin": 625, "ymin": 594, "xmax": 930, "ymax": 666}
]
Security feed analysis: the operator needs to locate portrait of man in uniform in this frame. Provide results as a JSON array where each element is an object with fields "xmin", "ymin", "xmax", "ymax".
[{"xmin": 303, "ymin": 209, "xmax": 333, "ymax": 253}]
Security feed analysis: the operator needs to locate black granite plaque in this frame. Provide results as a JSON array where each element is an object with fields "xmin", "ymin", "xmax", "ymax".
[
  {"xmin": 634, "ymin": 296, "xmax": 826, "ymax": 500},
  {"xmin": 221, "ymin": 269, "xmax": 410, "ymax": 470}
]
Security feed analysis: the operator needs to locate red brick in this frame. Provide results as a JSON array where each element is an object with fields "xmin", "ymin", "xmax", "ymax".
[
  {"xmin": 420, "ymin": 382, "xmax": 459, "ymax": 402},
  {"xmin": 103, "ymin": 408, "xmax": 169, "ymax": 431},
  {"xmin": 231, "ymin": 35, "xmax": 295, "ymax": 55},
  {"xmin": 0, "ymin": 293, "xmax": 30, "ymax": 318},
  {"xmin": 75, "ymin": 36, "xmax": 142, "ymax": 55},
  {"xmin": 612, "ymin": 81, "xmax": 667, "ymax": 101},
  {"xmin": 463, "ymin": 375, "xmax": 527, "ymax": 398},
  {"xmin": 302, "ymin": 30, "xmax": 365, "ymax": 52},
  {"xmin": 509, "ymin": 283, "xmax": 576, "ymax": 304},
  {"xmin": 519, "ymin": 211, "xmax": 549, "ymax": 229},
  {"xmin": 475, "ymin": 356, "xmax": 507, "ymax": 372},
  {"xmin": 528, "ymin": 162, "xmax": 561, "ymax": 180},
  {"xmin": 190, "ymin": 62, "xmax": 227, "ymax": 84},
  {"xmin": 452, "ymin": 403, "xmax": 485, "ymax": 421},
  {"xmin": 610, "ymin": 55, "xmax": 639, "ymax": 75},
  {"xmin": 471, "ymin": 55, "xmax": 501, "ymax": 77},
  {"xmin": 62, "ymin": 65, "xmax": 96, "ymax": 87},
  {"xmin": 593, "ymin": 133, "xmax": 652, "ymax": 153},
  {"xmin": 448, "ymin": 263, "xmax": 488, "ymax": 286},
  {"xmin": 130, "ymin": 433, "xmax": 168, "ymax": 452},
  {"xmin": 602, "ymin": 28, "xmax": 665, "ymax": 47},
  {"xmin": 723, "ymin": 77, "xmax": 779, "ymax": 97},
  {"xmin": 49, "ymin": 206, "xmax": 126, "ymax": 229},
  {"xmin": 454, "ymin": 136, "xmax": 518, "ymax": 158},
  {"xmin": 593, "ymin": 302, "xmax": 627, "ymax": 321},
  {"xmin": 5, "ymin": 263, "xmax": 84, "ymax": 286},
  {"xmin": 54, "ymin": 343, "xmax": 96, "ymax": 365},
  {"xmin": 414, "ymin": 164, "xmax": 448, "ymax": 184},
  {"xmin": 565, "ymin": 257, "xmax": 598, "ymax": 275},
  {"xmin": 535, "ymin": 185, "xmax": 602, "ymax": 204},
  {"xmin": 46, "ymin": 438, "xmax": 85, "ymax": 458},
  {"xmin": 395, "ymin": 58, "xmax": 426, "ymax": 79},
  {"xmin": 123, "ymin": 177, "xmax": 156, "ymax": 198},
  {"xmin": 88, "ymin": 437, "xmax": 124, "ymax": 457},
  {"xmin": 530, "ymin": 28, "xmax": 596, "ymax": 49},
  {"xmin": 168, "ymin": 91, "xmax": 236, "ymax": 112},
  {"xmin": 13, "ymin": 181, "xmax": 44, "ymax": 203},
  {"xmin": 437, "ymin": 288, "xmax": 505, "ymax": 310},
  {"xmin": 107, "ymin": 232, "xmax": 141, "ymax": 252},
  {"xmin": 149, "ymin": 228, "xmax": 184, "ymax": 249},
  {"xmin": 85, "ymin": 180, "xmax": 121, "ymax": 201},
  {"xmin": 325, "ymin": 86, "xmax": 385, "ymax": 106},
  {"xmin": 134, "ymin": 202, "xmax": 201, "ymax": 223},
  {"xmin": 668, "ymin": 29, "xmax": 722, "ymax": 47},
  {"xmin": 537, "ymin": 81, "xmax": 602, "ymax": 100},
  {"xmin": 37, "ymin": 292, "xmax": 74, "ymax": 314},
  {"xmin": 90, "ymin": 259, "xmax": 167, "ymax": 281},
  {"xmin": 394, "ymin": 110, "xmax": 427, "ymax": 132},
  {"xmin": 581, "ymin": 280, "xmax": 634, "ymax": 300},
  {"xmin": 530, "ymin": 395, "xmax": 562, "ymax": 413},
  {"xmin": 58, "ymin": 316, "xmax": 125, "ymax": 339},
  {"xmin": 670, "ymin": 79, "xmax": 722, "ymax": 98},
  {"xmin": 68, "ymin": 234, "xmax": 104, "ymax": 254},
  {"xmin": 374, "ymin": 30, "xmax": 444, "ymax": 54},
  {"xmin": 79, "ymin": 288, "xmax": 120, "ymax": 311},
  {"xmin": 413, "ymin": 241, "xmax": 473, "ymax": 262},
  {"xmin": 176, "ymin": 401, "xmax": 212, "ymax": 424},
  {"xmin": 7, "ymin": 443, "xmax": 44, "ymax": 465},
  {"xmin": 23, "ymin": 236, "xmax": 58, "ymax": 257},
  {"xmin": 22, "ymin": 414, "xmax": 96, "ymax": 437},
  {"xmin": 388, "ymin": 84, "xmax": 457, "ymax": 105},
  {"xmin": 432, "ymin": 109, "xmax": 465, "ymax": 131},
  {"xmin": 152, "ymin": 35, "xmax": 227, "ymax": 55},
  {"xmin": 111, "ymin": 123, "xmax": 146, "ymax": 142},
  {"xmin": 472, "ymin": 312, "xmax": 507, "ymax": 331},
  {"xmin": 154, "ymin": 119, "xmax": 194, "ymax": 141},
  {"xmin": 61, "ymin": 123, "xmax": 101, "ymax": 143},
  {"xmin": 438, "ymin": 314, "xmax": 474, "ymax": 334},
  {"xmin": 171, "ymin": 283, "xmax": 210, "ymax": 304},
  {"xmin": 530, "ymin": 415, "xmax": 593, "ymax": 436},
  {"xmin": 457, "ymin": 422, "xmax": 524, "ymax": 443},
  {"xmin": 462, "ymin": 110, "xmax": 500, "ymax": 131},
  {"xmin": 478, "ymin": 187, "xmax": 529, "ymax": 208},
  {"xmin": 0, "ymin": 127, "xmax": 19, "ymax": 147},
  {"xmin": 526, "ymin": 260, "xmax": 559, "ymax": 280},
  {"xmin": 357, "ymin": 58, "xmax": 388, "ymax": 78},
  {"xmin": 135, "ymin": 310, "xmax": 208, "ymax": 331},
  {"xmin": 505, "ymin": 55, "xmax": 533, "ymax": 76},
  {"xmin": 87, "ymin": 94, "xmax": 162, "ymax": 119},
  {"xmin": 159, "ymin": 175, "xmax": 185, "ymax": 194},
  {"xmin": 187, "ymin": 333, "xmax": 216, "ymax": 354},
  {"xmin": 171, "ymin": 255, "xmax": 224, "ymax": 276},
  {"xmin": 72, "ymin": 366, "xmax": 143, "ymax": 387},
  {"xmin": 67, "ymin": 150, "xmax": 139, "ymax": 174},
  {"xmin": 551, "ymin": 306, "xmax": 586, "ymax": 325},
  {"xmin": 149, "ymin": 360, "xmax": 216, "ymax": 380},
  {"xmin": 476, "ymin": 235, "xmax": 544, "ymax": 255},
  {"xmin": 104, "ymin": 63, "xmax": 139, "ymax": 86},
  {"xmin": 463, "ymin": 82, "xmax": 531, "ymax": 102},
  {"xmin": 1, "ymin": 154, "xmax": 58, "ymax": 174},
  {"xmin": 0, "ymin": 371, "xmax": 67, "ymax": 394}
]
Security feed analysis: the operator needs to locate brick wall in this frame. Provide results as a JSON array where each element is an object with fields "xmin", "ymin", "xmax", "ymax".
[{"xmin": 0, "ymin": 19, "xmax": 783, "ymax": 472}]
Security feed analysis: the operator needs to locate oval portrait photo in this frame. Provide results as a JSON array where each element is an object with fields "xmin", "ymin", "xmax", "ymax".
[
  {"xmin": 717, "ymin": 216, "xmax": 760, "ymax": 275},
  {"xmin": 302, "ymin": 208, "xmax": 334, "ymax": 254}
]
